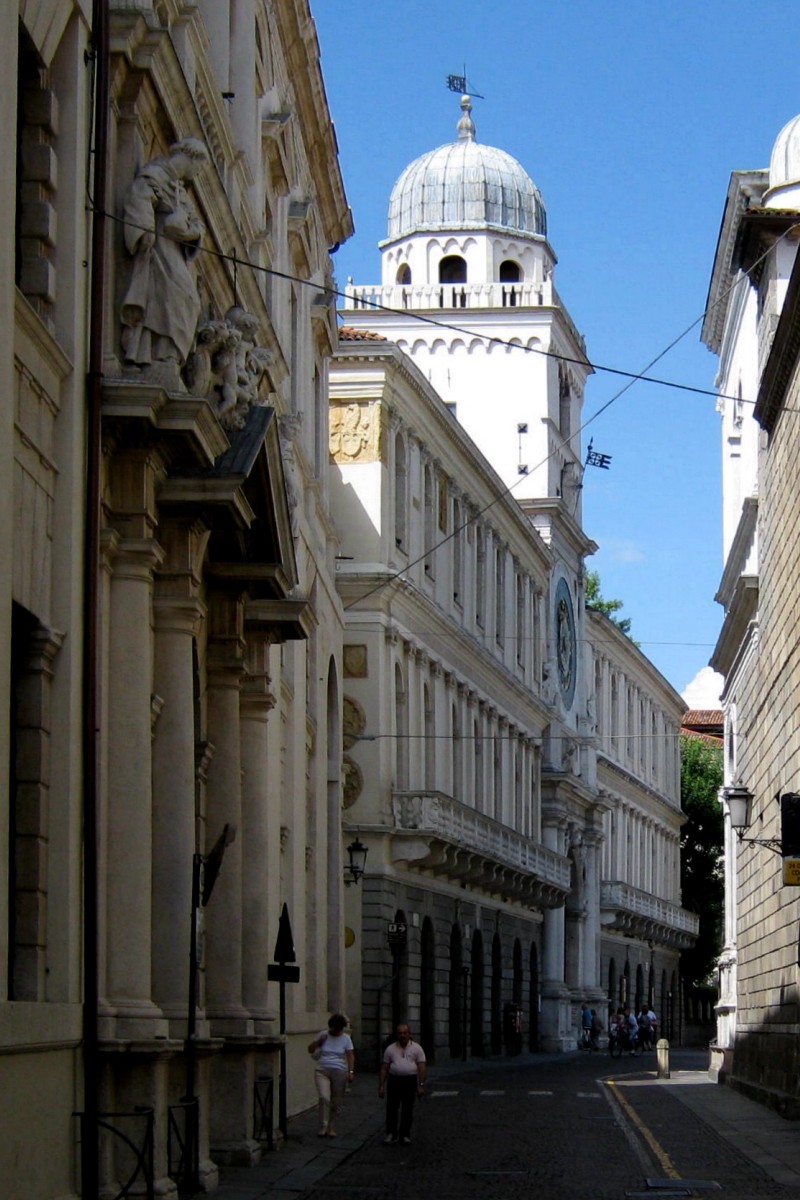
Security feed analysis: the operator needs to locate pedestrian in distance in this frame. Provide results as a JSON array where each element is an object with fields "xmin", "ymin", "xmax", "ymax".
[
  {"xmin": 590, "ymin": 1008, "xmax": 603, "ymax": 1050},
  {"xmin": 637, "ymin": 1006, "xmax": 653, "ymax": 1049},
  {"xmin": 307, "ymin": 1013, "xmax": 355, "ymax": 1137},
  {"xmin": 580, "ymin": 1001, "xmax": 593, "ymax": 1048},
  {"xmin": 379, "ymin": 1023, "xmax": 427, "ymax": 1145}
]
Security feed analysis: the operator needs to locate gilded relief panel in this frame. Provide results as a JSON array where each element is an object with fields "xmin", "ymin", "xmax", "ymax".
[{"xmin": 329, "ymin": 400, "xmax": 385, "ymax": 464}]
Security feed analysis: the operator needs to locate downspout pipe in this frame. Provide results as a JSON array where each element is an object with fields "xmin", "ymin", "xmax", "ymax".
[{"xmin": 83, "ymin": 0, "xmax": 109, "ymax": 1194}]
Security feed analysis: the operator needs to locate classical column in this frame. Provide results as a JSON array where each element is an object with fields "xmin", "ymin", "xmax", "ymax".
[
  {"xmin": 580, "ymin": 829, "xmax": 603, "ymax": 994},
  {"xmin": 204, "ymin": 589, "xmax": 249, "ymax": 1031},
  {"xmin": 539, "ymin": 812, "xmax": 570, "ymax": 1050},
  {"xmin": 151, "ymin": 583, "xmax": 205, "ymax": 1027},
  {"xmin": 105, "ymin": 537, "xmax": 166, "ymax": 1036},
  {"xmin": 240, "ymin": 631, "xmax": 276, "ymax": 1024},
  {"xmin": 205, "ymin": 590, "xmax": 260, "ymax": 1165}
]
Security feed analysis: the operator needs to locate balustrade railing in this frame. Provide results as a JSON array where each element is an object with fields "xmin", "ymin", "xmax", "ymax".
[
  {"xmin": 391, "ymin": 790, "xmax": 570, "ymax": 888},
  {"xmin": 600, "ymin": 880, "xmax": 699, "ymax": 935},
  {"xmin": 345, "ymin": 280, "xmax": 554, "ymax": 314}
]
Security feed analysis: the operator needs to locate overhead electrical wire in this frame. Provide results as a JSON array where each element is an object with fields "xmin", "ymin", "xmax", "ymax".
[{"xmin": 96, "ymin": 206, "xmax": 797, "ymax": 619}]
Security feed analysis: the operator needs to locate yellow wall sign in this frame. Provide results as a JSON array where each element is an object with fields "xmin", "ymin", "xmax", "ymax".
[{"xmin": 783, "ymin": 858, "xmax": 800, "ymax": 886}]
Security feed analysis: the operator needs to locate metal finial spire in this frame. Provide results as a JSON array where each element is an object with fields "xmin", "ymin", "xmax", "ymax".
[{"xmin": 457, "ymin": 94, "xmax": 476, "ymax": 142}]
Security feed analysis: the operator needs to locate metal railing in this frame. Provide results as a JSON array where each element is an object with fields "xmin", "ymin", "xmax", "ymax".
[
  {"xmin": 253, "ymin": 1076, "xmax": 275, "ymax": 1149},
  {"xmin": 77, "ymin": 1107, "xmax": 154, "ymax": 1200},
  {"xmin": 168, "ymin": 1099, "xmax": 199, "ymax": 1196}
]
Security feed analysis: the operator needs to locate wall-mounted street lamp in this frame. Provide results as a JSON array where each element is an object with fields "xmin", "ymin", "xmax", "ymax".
[
  {"xmin": 722, "ymin": 786, "xmax": 782, "ymax": 853},
  {"xmin": 344, "ymin": 837, "xmax": 369, "ymax": 886}
]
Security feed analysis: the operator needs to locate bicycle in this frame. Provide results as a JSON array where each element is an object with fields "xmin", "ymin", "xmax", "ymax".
[{"xmin": 608, "ymin": 1027, "xmax": 642, "ymax": 1058}]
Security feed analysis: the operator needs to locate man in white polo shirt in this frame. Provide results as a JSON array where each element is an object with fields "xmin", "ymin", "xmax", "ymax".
[{"xmin": 378, "ymin": 1023, "xmax": 427, "ymax": 1145}]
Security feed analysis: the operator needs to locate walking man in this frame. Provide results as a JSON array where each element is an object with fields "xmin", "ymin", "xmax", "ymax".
[{"xmin": 379, "ymin": 1023, "xmax": 427, "ymax": 1145}]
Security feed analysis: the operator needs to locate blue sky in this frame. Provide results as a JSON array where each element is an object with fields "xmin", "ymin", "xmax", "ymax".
[{"xmin": 313, "ymin": 1, "xmax": 798, "ymax": 700}]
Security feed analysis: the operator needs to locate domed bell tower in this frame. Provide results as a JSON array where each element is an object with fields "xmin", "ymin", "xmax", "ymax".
[{"xmin": 344, "ymin": 96, "xmax": 592, "ymax": 514}]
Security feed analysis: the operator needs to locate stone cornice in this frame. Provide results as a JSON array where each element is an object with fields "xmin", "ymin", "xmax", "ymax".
[
  {"xmin": 755, "ymin": 240, "xmax": 800, "ymax": 433},
  {"xmin": 715, "ymin": 496, "xmax": 758, "ymax": 609},
  {"xmin": 701, "ymin": 170, "xmax": 768, "ymax": 354},
  {"xmin": 710, "ymin": 578, "xmax": 758, "ymax": 677}
]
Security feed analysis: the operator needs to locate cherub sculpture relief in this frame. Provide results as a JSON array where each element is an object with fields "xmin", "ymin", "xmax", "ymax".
[{"xmin": 189, "ymin": 306, "xmax": 272, "ymax": 430}]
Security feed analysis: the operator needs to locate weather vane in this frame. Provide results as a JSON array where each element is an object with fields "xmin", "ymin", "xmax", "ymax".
[
  {"xmin": 585, "ymin": 439, "xmax": 612, "ymax": 470},
  {"xmin": 446, "ymin": 67, "xmax": 485, "ymax": 99}
]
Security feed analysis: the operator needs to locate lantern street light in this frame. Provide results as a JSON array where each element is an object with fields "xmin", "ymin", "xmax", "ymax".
[{"xmin": 344, "ymin": 837, "xmax": 368, "ymax": 886}]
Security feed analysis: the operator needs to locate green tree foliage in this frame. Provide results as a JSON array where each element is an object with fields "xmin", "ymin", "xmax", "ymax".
[
  {"xmin": 585, "ymin": 569, "xmax": 632, "ymax": 635},
  {"xmin": 680, "ymin": 734, "xmax": 724, "ymax": 990}
]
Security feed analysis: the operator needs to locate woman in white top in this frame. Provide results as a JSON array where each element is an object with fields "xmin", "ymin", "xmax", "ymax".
[{"xmin": 307, "ymin": 1013, "xmax": 355, "ymax": 1136}]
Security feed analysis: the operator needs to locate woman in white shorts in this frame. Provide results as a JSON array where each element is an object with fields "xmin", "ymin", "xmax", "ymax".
[{"xmin": 307, "ymin": 1013, "xmax": 355, "ymax": 1136}]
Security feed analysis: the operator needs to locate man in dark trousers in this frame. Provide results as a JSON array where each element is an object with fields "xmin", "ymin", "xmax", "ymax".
[{"xmin": 378, "ymin": 1023, "xmax": 427, "ymax": 1144}]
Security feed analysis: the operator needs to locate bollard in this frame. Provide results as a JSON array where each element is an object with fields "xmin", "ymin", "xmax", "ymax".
[{"xmin": 656, "ymin": 1037, "xmax": 670, "ymax": 1079}]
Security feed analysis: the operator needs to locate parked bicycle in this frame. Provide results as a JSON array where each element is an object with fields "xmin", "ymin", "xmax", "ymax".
[{"xmin": 608, "ymin": 1026, "xmax": 642, "ymax": 1057}]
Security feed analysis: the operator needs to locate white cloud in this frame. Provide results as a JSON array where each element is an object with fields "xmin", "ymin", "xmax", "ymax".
[
  {"xmin": 681, "ymin": 666, "xmax": 723, "ymax": 709},
  {"xmin": 600, "ymin": 538, "xmax": 646, "ymax": 564}
]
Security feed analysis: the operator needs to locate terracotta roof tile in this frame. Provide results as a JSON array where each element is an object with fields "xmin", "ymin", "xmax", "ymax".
[{"xmin": 338, "ymin": 325, "xmax": 387, "ymax": 342}]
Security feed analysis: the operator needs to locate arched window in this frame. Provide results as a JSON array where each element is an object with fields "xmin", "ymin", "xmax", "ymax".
[
  {"xmin": 475, "ymin": 525, "xmax": 486, "ymax": 627},
  {"xmin": 528, "ymin": 943, "xmax": 539, "ymax": 1051},
  {"xmin": 396, "ymin": 263, "xmax": 411, "ymax": 285},
  {"xmin": 449, "ymin": 925, "xmax": 464, "ymax": 1057},
  {"xmin": 512, "ymin": 939, "xmax": 523, "ymax": 1005},
  {"xmin": 391, "ymin": 908, "xmax": 409, "ymax": 1028},
  {"xmin": 516, "ymin": 572, "xmax": 525, "ymax": 667},
  {"xmin": 495, "ymin": 540, "xmax": 505, "ymax": 646},
  {"xmin": 423, "ymin": 465, "xmax": 435, "ymax": 577},
  {"xmin": 491, "ymin": 933, "xmax": 503, "ymax": 1054},
  {"xmin": 451, "ymin": 702, "xmax": 462, "ymax": 799},
  {"xmin": 499, "ymin": 260, "xmax": 522, "ymax": 307},
  {"xmin": 395, "ymin": 663, "xmax": 408, "ymax": 789},
  {"xmin": 473, "ymin": 718, "xmax": 482, "ymax": 811},
  {"xmin": 420, "ymin": 918, "xmax": 436, "ymax": 1061},
  {"xmin": 453, "ymin": 497, "xmax": 463, "ymax": 604},
  {"xmin": 471, "ymin": 929, "xmax": 485, "ymax": 1057},
  {"xmin": 439, "ymin": 254, "xmax": 467, "ymax": 283},
  {"xmin": 394, "ymin": 432, "xmax": 407, "ymax": 551},
  {"xmin": 608, "ymin": 958, "xmax": 617, "ymax": 1011},
  {"xmin": 424, "ymin": 683, "xmax": 435, "ymax": 789}
]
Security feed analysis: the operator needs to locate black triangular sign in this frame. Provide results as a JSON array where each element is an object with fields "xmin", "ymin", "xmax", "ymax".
[{"xmin": 273, "ymin": 903, "xmax": 296, "ymax": 963}]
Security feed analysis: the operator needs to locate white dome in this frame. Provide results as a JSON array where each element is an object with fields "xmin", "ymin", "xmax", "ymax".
[
  {"xmin": 766, "ymin": 113, "xmax": 800, "ymax": 207},
  {"xmin": 385, "ymin": 97, "xmax": 547, "ymax": 242}
]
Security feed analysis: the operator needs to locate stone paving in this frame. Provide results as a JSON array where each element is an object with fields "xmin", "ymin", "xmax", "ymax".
[{"xmin": 214, "ymin": 1049, "xmax": 800, "ymax": 1199}]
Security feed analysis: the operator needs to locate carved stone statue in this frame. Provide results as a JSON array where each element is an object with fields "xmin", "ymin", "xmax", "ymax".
[
  {"xmin": 188, "ymin": 306, "xmax": 272, "ymax": 429},
  {"xmin": 120, "ymin": 138, "xmax": 209, "ymax": 380}
]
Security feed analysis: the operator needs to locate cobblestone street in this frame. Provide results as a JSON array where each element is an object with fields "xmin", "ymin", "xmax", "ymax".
[{"xmin": 218, "ymin": 1050, "xmax": 800, "ymax": 1200}]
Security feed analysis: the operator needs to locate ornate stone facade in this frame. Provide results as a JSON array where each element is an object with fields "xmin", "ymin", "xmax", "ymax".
[{"xmin": 0, "ymin": 2, "xmax": 352, "ymax": 1197}]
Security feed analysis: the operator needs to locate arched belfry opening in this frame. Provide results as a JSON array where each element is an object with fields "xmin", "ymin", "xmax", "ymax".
[
  {"xmin": 499, "ymin": 259, "xmax": 521, "ymax": 282},
  {"xmin": 439, "ymin": 255, "xmax": 467, "ymax": 284}
]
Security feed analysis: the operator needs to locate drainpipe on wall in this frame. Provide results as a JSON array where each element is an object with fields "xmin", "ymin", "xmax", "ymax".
[{"xmin": 83, "ymin": 0, "xmax": 109, "ymax": 1194}]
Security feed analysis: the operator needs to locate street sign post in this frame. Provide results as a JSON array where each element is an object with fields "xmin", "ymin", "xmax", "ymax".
[{"xmin": 269, "ymin": 903, "xmax": 299, "ymax": 1138}]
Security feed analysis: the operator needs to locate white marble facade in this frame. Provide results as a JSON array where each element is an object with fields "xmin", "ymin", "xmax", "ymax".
[
  {"xmin": 334, "ymin": 98, "xmax": 695, "ymax": 1063},
  {"xmin": 1, "ymin": 2, "xmax": 352, "ymax": 1197}
]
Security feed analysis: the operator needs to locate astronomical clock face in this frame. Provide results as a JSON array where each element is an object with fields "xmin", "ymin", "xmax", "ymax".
[{"xmin": 555, "ymin": 577, "xmax": 577, "ymax": 709}]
